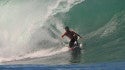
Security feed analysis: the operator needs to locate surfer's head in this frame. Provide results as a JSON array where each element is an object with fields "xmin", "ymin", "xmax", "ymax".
[{"xmin": 65, "ymin": 26, "xmax": 69, "ymax": 31}]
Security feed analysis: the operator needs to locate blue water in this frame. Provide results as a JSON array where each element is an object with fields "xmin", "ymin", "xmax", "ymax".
[{"xmin": 1, "ymin": 62, "xmax": 125, "ymax": 70}]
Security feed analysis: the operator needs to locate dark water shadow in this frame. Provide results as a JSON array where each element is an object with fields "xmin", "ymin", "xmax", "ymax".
[{"xmin": 70, "ymin": 47, "xmax": 82, "ymax": 63}]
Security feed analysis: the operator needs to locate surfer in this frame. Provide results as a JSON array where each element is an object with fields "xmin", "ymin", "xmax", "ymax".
[{"xmin": 61, "ymin": 26, "xmax": 82, "ymax": 50}]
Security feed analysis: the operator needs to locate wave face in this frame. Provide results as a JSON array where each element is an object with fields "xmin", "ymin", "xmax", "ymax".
[
  {"xmin": 0, "ymin": 0, "xmax": 125, "ymax": 64},
  {"xmin": 65, "ymin": 0, "xmax": 125, "ymax": 63}
]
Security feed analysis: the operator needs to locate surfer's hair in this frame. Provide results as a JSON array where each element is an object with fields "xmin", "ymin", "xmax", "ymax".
[{"xmin": 65, "ymin": 26, "xmax": 69, "ymax": 30}]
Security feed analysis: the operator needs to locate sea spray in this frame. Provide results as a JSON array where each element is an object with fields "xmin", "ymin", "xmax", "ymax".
[{"xmin": 0, "ymin": 0, "xmax": 84, "ymax": 63}]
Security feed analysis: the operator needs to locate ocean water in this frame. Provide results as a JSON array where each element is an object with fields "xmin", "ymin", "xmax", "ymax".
[
  {"xmin": 0, "ymin": 0, "xmax": 125, "ymax": 67},
  {"xmin": 1, "ymin": 62, "xmax": 125, "ymax": 70},
  {"xmin": 67, "ymin": 0, "xmax": 125, "ymax": 64}
]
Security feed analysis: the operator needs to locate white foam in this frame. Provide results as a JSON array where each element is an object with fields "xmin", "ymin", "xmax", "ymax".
[
  {"xmin": 0, "ymin": 0, "xmax": 84, "ymax": 63},
  {"xmin": 0, "ymin": 47, "xmax": 69, "ymax": 63}
]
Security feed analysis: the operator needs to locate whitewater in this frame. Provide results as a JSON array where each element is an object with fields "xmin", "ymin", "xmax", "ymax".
[{"xmin": 0, "ymin": 0, "xmax": 84, "ymax": 64}]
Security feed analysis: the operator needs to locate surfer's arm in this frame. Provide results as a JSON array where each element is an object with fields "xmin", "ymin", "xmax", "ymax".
[
  {"xmin": 61, "ymin": 32, "xmax": 66, "ymax": 38},
  {"xmin": 73, "ymin": 31, "xmax": 82, "ymax": 38},
  {"xmin": 76, "ymin": 33, "xmax": 82, "ymax": 38}
]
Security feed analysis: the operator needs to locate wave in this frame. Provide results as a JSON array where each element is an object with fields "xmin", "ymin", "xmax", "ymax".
[
  {"xmin": 0, "ymin": 0, "xmax": 84, "ymax": 63},
  {"xmin": 61, "ymin": 0, "xmax": 125, "ymax": 63},
  {"xmin": 1, "ymin": 0, "xmax": 125, "ymax": 64}
]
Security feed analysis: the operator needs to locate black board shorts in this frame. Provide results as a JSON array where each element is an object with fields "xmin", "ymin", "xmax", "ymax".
[{"xmin": 69, "ymin": 38, "xmax": 77, "ymax": 48}]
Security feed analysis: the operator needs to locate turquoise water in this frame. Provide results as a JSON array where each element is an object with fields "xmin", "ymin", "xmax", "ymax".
[
  {"xmin": 65, "ymin": 0, "xmax": 125, "ymax": 63},
  {"xmin": 0, "ymin": 0, "xmax": 125, "ymax": 65}
]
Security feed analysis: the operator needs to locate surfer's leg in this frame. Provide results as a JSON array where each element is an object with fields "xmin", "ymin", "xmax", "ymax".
[
  {"xmin": 69, "ymin": 39, "xmax": 74, "ymax": 48},
  {"xmin": 69, "ymin": 41, "xmax": 73, "ymax": 48},
  {"xmin": 69, "ymin": 39, "xmax": 75, "ymax": 48}
]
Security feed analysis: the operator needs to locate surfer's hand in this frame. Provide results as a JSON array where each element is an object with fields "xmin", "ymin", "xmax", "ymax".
[
  {"xmin": 79, "ymin": 36, "xmax": 84, "ymax": 40},
  {"xmin": 61, "ymin": 35, "xmax": 63, "ymax": 38}
]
